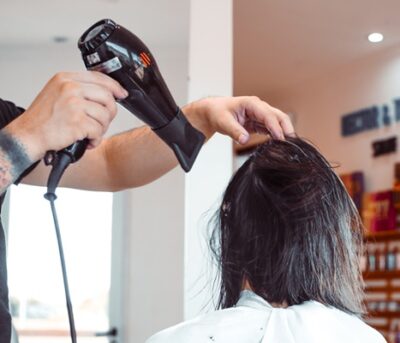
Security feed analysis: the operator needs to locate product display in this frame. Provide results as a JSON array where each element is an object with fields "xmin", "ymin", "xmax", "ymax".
[
  {"xmin": 340, "ymin": 171, "xmax": 364, "ymax": 212},
  {"xmin": 396, "ymin": 326, "xmax": 400, "ymax": 343},
  {"xmin": 363, "ymin": 246, "xmax": 400, "ymax": 272},
  {"xmin": 367, "ymin": 301, "xmax": 400, "ymax": 312},
  {"xmin": 386, "ymin": 323, "xmax": 400, "ymax": 343},
  {"xmin": 362, "ymin": 190, "xmax": 397, "ymax": 233},
  {"xmin": 394, "ymin": 162, "xmax": 400, "ymax": 229}
]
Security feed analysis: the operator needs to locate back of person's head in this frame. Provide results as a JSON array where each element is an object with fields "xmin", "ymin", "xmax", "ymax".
[{"xmin": 210, "ymin": 137, "xmax": 364, "ymax": 316}]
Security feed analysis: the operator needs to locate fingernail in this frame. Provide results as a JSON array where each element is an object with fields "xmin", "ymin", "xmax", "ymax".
[
  {"xmin": 122, "ymin": 89, "xmax": 129, "ymax": 98},
  {"xmin": 238, "ymin": 133, "xmax": 249, "ymax": 144},
  {"xmin": 276, "ymin": 131, "xmax": 284, "ymax": 140}
]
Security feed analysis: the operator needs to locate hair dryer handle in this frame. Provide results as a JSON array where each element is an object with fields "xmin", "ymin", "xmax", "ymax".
[
  {"xmin": 44, "ymin": 139, "xmax": 89, "ymax": 198},
  {"xmin": 44, "ymin": 139, "xmax": 89, "ymax": 166},
  {"xmin": 61, "ymin": 139, "xmax": 89, "ymax": 163},
  {"xmin": 153, "ymin": 110, "xmax": 205, "ymax": 172}
]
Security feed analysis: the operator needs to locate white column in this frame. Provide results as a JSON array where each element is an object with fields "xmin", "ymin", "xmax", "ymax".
[
  {"xmin": 122, "ymin": 170, "xmax": 185, "ymax": 342},
  {"xmin": 184, "ymin": 0, "xmax": 233, "ymax": 320}
]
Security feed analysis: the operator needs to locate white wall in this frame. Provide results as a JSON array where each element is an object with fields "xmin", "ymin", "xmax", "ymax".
[
  {"xmin": 271, "ymin": 45, "xmax": 400, "ymax": 193},
  {"xmin": 184, "ymin": 0, "xmax": 233, "ymax": 320}
]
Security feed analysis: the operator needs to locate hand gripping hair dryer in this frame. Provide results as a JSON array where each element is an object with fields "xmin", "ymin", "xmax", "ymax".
[{"xmin": 45, "ymin": 19, "xmax": 205, "ymax": 197}]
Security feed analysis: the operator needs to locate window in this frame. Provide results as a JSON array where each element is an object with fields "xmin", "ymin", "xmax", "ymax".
[{"xmin": 7, "ymin": 184, "xmax": 113, "ymax": 343}]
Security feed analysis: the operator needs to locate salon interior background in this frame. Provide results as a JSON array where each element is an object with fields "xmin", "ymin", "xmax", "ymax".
[{"xmin": 2, "ymin": 0, "xmax": 400, "ymax": 342}]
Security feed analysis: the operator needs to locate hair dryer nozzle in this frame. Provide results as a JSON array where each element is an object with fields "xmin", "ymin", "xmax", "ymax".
[{"xmin": 154, "ymin": 110, "xmax": 205, "ymax": 172}]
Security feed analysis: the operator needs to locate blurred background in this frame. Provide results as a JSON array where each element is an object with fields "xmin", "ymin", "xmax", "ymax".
[{"xmin": 2, "ymin": 0, "xmax": 400, "ymax": 342}]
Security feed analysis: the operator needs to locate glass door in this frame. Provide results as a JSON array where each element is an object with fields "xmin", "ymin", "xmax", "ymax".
[{"xmin": 7, "ymin": 184, "xmax": 116, "ymax": 343}]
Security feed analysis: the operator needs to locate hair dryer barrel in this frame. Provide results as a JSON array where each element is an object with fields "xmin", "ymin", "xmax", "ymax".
[{"xmin": 77, "ymin": 19, "xmax": 205, "ymax": 172}]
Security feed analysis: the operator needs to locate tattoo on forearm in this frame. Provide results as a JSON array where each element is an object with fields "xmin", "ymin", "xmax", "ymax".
[{"xmin": 0, "ymin": 130, "xmax": 32, "ymax": 194}]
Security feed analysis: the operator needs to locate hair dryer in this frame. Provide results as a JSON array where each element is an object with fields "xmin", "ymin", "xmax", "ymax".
[
  {"xmin": 45, "ymin": 18, "xmax": 205, "ymax": 198},
  {"xmin": 78, "ymin": 18, "xmax": 205, "ymax": 170}
]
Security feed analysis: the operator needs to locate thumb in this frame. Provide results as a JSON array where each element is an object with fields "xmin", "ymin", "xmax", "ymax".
[{"xmin": 223, "ymin": 114, "xmax": 250, "ymax": 144}]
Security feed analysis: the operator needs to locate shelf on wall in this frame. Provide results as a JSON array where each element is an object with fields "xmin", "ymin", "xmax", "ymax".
[
  {"xmin": 367, "ymin": 311, "xmax": 400, "ymax": 319},
  {"xmin": 366, "ymin": 285, "xmax": 400, "ymax": 293},
  {"xmin": 364, "ymin": 230, "xmax": 400, "ymax": 242},
  {"xmin": 363, "ymin": 270, "xmax": 400, "ymax": 280}
]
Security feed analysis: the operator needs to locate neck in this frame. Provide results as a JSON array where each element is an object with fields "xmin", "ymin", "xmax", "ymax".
[{"xmin": 242, "ymin": 280, "xmax": 288, "ymax": 308}]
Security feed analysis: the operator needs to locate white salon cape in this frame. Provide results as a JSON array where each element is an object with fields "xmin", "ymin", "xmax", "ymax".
[{"xmin": 146, "ymin": 290, "xmax": 385, "ymax": 343}]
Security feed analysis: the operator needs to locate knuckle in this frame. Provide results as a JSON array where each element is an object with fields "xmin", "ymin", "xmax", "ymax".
[
  {"xmin": 111, "ymin": 102, "xmax": 118, "ymax": 117},
  {"xmin": 276, "ymin": 110, "xmax": 290, "ymax": 122},
  {"xmin": 71, "ymin": 111, "xmax": 84, "ymax": 127},
  {"xmin": 93, "ymin": 71, "xmax": 117, "ymax": 87},
  {"xmin": 88, "ymin": 120, "xmax": 103, "ymax": 135},
  {"xmin": 96, "ymin": 123, "xmax": 104, "ymax": 137},
  {"xmin": 102, "ymin": 123, "xmax": 108, "ymax": 135},
  {"xmin": 91, "ymin": 70, "xmax": 104, "ymax": 79},
  {"xmin": 265, "ymin": 121, "xmax": 277, "ymax": 131},
  {"xmin": 66, "ymin": 95, "xmax": 83, "ymax": 108},
  {"xmin": 216, "ymin": 117, "xmax": 226, "ymax": 130},
  {"xmin": 107, "ymin": 94, "xmax": 118, "ymax": 116},
  {"xmin": 107, "ymin": 109, "xmax": 117, "ymax": 124},
  {"xmin": 98, "ymin": 116, "xmax": 108, "ymax": 132},
  {"xmin": 52, "ymin": 72, "xmax": 66, "ymax": 84},
  {"xmin": 282, "ymin": 113, "xmax": 291, "ymax": 122},
  {"xmin": 61, "ymin": 80, "xmax": 80, "ymax": 95},
  {"xmin": 87, "ymin": 128, "xmax": 97, "ymax": 140}
]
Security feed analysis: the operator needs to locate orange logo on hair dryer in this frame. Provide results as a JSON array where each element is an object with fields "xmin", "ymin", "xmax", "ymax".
[{"xmin": 140, "ymin": 52, "xmax": 151, "ymax": 67}]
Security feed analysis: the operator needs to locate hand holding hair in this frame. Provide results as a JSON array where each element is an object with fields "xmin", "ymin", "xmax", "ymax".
[{"xmin": 183, "ymin": 96, "xmax": 295, "ymax": 145}]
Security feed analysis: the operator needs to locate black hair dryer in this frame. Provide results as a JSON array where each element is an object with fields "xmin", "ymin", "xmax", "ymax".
[{"xmin": 78, "ymin": 19, "xmax": 205, "ymax": 172}]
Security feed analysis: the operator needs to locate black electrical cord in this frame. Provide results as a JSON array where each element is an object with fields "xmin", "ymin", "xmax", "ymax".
[
  {"xmin": 44, "ymin": 193, "xmax": 77, "ymax": 343},
  {"xmin": 43, "ymin": 148, "xmax": 83, "ymax": 343}
]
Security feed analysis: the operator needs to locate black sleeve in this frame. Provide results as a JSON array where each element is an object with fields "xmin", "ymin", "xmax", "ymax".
[
  {"xmin": 0, "ymin": 98, "xmax": 41, "ymax": 184},
  {"xmin": 0, "ymin": 98, "xmax": 25, "ymax": 123}
]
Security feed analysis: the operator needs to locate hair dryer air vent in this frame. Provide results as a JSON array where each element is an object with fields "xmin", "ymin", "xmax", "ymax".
[{"xmin": 78, "ymin": 19, "xmax": 117, "ymax": 54}]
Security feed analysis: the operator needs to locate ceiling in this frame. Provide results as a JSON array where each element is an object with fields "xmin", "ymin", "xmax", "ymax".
[
  {"xmin": 0, "ymin": 0, "xmax": 189, "ymax": 47},
  {"xmin": 234, "ymin": 0, "xmax": 400, "ymax": 99},
  {"xmin": 1, "ymin": 0, "xmax": 400, "ymax": 99}
]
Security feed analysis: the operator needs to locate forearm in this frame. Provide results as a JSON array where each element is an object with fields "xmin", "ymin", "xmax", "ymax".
[
  {"xmin": 104, "ymin": 126, "xmax": 178, "ymax": 190},
  {"xmin": 22, "ymin": 96, "xmax": 294, "ymax": 191},
  {"xmin": 37, "ymin": 101, "xmax": 215, "ymax": 192},
  {"xmin": 114, "ymin": 102, "xmax": 211, "ymax": 188},
  {"xmin": 0, "ymin": 128, "xmax": 34, "ymax": 194},
  {"xmin": 103, "ymin": 101, "xmax": 215, "ymax": 189}
]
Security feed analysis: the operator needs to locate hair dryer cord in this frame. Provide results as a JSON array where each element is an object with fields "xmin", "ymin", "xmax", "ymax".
[
  {"xmin": 45, "ymin": 196, "xmax": 77, "ymax": 343},
  {"xmin": 44, "ymin": 153, "xmax": 77, "ymax": 343}
]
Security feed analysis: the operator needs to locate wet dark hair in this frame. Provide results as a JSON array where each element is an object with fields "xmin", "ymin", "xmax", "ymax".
[{"xmin": 210, "ymin": 137, "xmax": 364, "ymax": 315}]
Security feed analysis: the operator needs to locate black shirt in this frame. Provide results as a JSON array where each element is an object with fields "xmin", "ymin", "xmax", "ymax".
[{"xmin": 0, "ymin": 99, "xmax": 39, "ymax": 343}]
